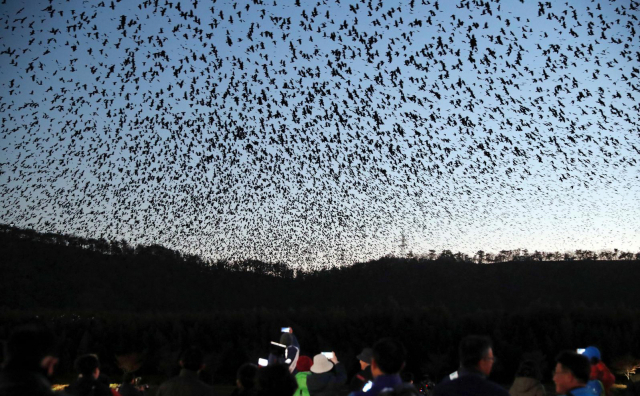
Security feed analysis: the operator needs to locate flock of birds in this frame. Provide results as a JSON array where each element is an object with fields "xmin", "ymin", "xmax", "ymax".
[{"xmin": 1, "ymin": 0, "xmax": 639, "ymax": 268}]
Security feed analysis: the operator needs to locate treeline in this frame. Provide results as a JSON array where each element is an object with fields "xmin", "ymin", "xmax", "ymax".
[
  {"xmin": 1, "ymin": 305, "xmax": 639, "ymax": 386},
  {"xmin": 2, "ymin": 224, "xmax": 638, "ymax": 272},
  {"xmin": 406, "ymin": 247, "xmax": 640, "ymax": 264},
  {"xmin": 1, "ymin": 224, "xmax": 640, "ymax": 313}
]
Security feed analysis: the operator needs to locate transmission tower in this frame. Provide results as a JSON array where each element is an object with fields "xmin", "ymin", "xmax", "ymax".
[{"xmin": 398, "ymin": 233, "xmax": 408, "ymax": 257}]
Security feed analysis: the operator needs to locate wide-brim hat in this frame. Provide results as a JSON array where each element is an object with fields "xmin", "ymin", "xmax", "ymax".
[
  {"xmin": 310, "ymin": 354, "xmax": 334, "ymax": 374},
  {"xmin": 357, "ymin": 348, "xmax": 373, "ymax": 365}
]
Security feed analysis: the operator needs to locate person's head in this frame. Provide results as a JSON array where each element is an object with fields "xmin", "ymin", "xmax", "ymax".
[
  {"xmin": 459, "ymin": 335, "xmax": 494, "ymax": 376},
  {"xmin": 4, "ymin": 325, "xmax": 55, "ymax": 373},
  {"xmin": 310, "ymin": 354, "xmax": 334, "ymax": 374},
  {"xmin": 357, "ymin": 348, "xmax": 373, "ymax": 370},
  {"xmin": 279, "ymin": 333, "xmax": 294, "ymax": 347},
  {"xmin": 581, "ymin": 346, "xmax": 601, "ymax": 365},
  {"xmin": 257, "ymin": 364, "xmax": 298, "ymax": 396},
  {"xmin": 75, "ymin": 354, "xmax": 101, "ymax": 379},
  {"xmin": 296, "ymin": 355, "xmax": 312, "ymax": 372},
  {"xmin": 515, "ymin": 360, "xmax": 542, "ymax": 380},
  {"xmin": 179, "ymin": 347, "xmax": 204, "ymax": 372},
  {"xmin": 553, "ymin": 351, "xmax": 591, "ymax": 395},
  {"xmin": 370, "ymin": 338, "xmax": 406, "ymax": 378},
  {"xmin": 237, "ymin": 363, "xmax": 259, "ymax": 390}
]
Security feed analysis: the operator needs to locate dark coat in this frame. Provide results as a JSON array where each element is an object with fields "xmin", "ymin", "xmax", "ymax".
[
  {"xmin": 230, "ymin": 387, "xmax": 259, "ymax": 396},
  {"xmin": 349, "ymin": 366, "xmax": 373, "ymax": 392},
  {"xmin": 156, "ymin": 369, "xmax": 215, "ymax": 396},
  {"xmin": 66, "ymin": 376, "xmax": 112, "ymax": 396},
  {"xmin": 0, "ymin": 368, "xmax": 56, "ymax": 396},
  {"xmin": 351, "ymin": 374, "xmax": 403, "ymax": 396},
  {"xmin": 433, "ymin": 370, "xmax": 510, "ymax": 396},
  {"xmin": 307, "ymin": 363, "xmax": 347, "ymax": 396},
  {"xmin": 119, "ymin": 382, "xmax": 145, "ymax": 396}
]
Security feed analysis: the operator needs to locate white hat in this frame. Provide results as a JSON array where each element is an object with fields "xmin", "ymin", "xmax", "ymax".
[{"xmin": 310, "ymin": 354, "xmax": 334, "ymax": 374}]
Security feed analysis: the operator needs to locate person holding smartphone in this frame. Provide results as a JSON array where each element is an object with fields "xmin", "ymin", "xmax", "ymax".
[
  {"xmin": 350, "ymin": 339, "xmax": 408, "ymax": 396},
  {"xmin": 349, "ymin": 348, "xmax": 374, "ymax": 392},
  {"xmin": 307, "ymin": 352, "xmax": 347, "ymax": 396},
  {"xmin": 268, "ymin": 330, "xmax": 300, "ymax": 374}
]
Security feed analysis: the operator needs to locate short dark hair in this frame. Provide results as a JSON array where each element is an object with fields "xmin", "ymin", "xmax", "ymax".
[
  {"xmin": 237, "ymin": 362, "xmax": 259, "ymax": 390},
  {"xmin": 180, "ymin": 347, "xmax": 204, "ymax": 371},
  {"xmin": 257, "ymin": 364, "xmax": 298, "ymax": 396},
  {"xmin": 373, "ymin": 338, "xmax": 406, "ymax": 375},
  {"xmin": 75, "ymin": 354, "xmax": 100, "ymax": 377},
  {"xmin": 556, "ymin": 351, "xmax": 590, "ymax": 384},
  {"xmin": 515, "ymin": 360, "xmax": 541, "ymax": 380},
  {"xmin": 5, "ymin": 325, "xmax": 54, "ymax": 369},
  {"xmin": 459, "ymin": 335, "xmax": 492, "ymax": 369}
]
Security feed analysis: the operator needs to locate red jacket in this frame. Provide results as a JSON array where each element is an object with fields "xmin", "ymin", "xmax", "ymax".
[{"xmin": 590, "ymin": 361, "xmax": 615, "ymax": 396}]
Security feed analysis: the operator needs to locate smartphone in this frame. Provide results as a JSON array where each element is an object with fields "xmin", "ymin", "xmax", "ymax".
[
  {"xmin": 362, "ymin": 381, "xmax": 373, "ymax": 392},
  {"xmin": 281, "ymin": 327, "xmax": 292, "ymax": 332},
  {"xmin": 577, "ymin": 348, "xmax": 586, "ymax": 354},
  {"xmin": 258, "ymin": 358, "xmax": 268, "ymax": 367},
  {"xmin": 322, "ymin": 352, "xmax": 334, "ymax": 359}
]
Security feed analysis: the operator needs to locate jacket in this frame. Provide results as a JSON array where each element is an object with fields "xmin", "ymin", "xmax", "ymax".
[
  {"xmin": 66, "ymin": 376, "xmax": 113, "ymax": 396},
  {"xmin": 433, "ymin": 369, "xmax": 510, "ymax": 396},
  {"xmin": 565, "ymin": 386, "xmax": 600, "ymax": 396},
  {"xmin": 351, "ymin": 374, "xmax": 403, "ymax": 396},
  {"xmin": 156, "ymin": 369, "xmax": 216, "ymax": 396},
  {"xmin": 296, "ymin": 371, "xmax": 312, "ymax": 396},
  {"xmin": 591, "ymin": 362, "xmax": 615, "ymax": 396},
  {"xmin": 349, "ymin": 366, "xmax": 373, "ymax": 392},
  {"xmin": 118, "ymin": 382, "xmax": 144, "ymax": 396},
  {"xmin": 307, "ymin": 363, "xmax": 347, "ymax": 396},
  {"xmin": 509, "ymin": 377, "xmax": 545, "ymax": 396},
  {"xmin": 0, "ymin": 368, "xmax": 56, "ymax": 396}
]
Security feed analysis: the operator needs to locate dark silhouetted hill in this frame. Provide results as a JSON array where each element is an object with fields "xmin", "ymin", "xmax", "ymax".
[{"xmin": 1, "ymin": 225, "xmax": 639, "ymax": 313}]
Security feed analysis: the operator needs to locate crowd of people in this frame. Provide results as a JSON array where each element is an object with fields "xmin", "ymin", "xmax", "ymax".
[{"xmin": 0, "ymin": 324, "xmax": 634, "ymax": 396}]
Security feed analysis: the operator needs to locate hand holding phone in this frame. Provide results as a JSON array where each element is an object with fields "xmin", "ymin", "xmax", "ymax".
[
  {"xmin": 323, "ymin": 351, "xmax": 338, "ymax": 363},
  {"xmin": 281, "ymin": 327, "xmax": 292, "ymax": 333},
  {"xmin": 321, "ymin": 352, "xmax": 334, "ymax": 359}
]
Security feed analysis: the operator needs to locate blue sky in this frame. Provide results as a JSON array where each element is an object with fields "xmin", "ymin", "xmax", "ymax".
[{"xmin": 1, "ymin": 0, "xmax": 639, "ymax": 267}]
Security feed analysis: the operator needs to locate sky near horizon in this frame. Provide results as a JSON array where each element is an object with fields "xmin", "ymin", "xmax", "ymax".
[{"xmin": 1, "ymin": 0, "xmax": 639, "ymax": 268}]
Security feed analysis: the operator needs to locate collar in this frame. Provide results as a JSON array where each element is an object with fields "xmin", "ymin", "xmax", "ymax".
[
  {"xmin": 373, "ymin": 373, "xmax": 403, "ymax": 386},
  {"xmin": 179, "ymin": 368, "xmax": 200, "ymax": 378},
  {"xmin": 458, "ymin": 367, "xmax": 486, "ymax": 379}
]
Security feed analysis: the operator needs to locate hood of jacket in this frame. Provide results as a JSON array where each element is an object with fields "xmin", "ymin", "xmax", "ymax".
[{"xmin": 510, "ymin": 376, "xmax": 542, "ymax": 394}]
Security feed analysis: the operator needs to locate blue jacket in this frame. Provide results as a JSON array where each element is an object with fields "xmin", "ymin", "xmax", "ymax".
[
  {"xmin": 566, "ymin": 385, "xmax": 601, "ymax": 396},
  {"xmin": 351, "ymin": 374, "xmax": 403, "ymax": 396},
  {"xmin": 584, "ymin": 380, "xmax": 604, "ymax": 396}
]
